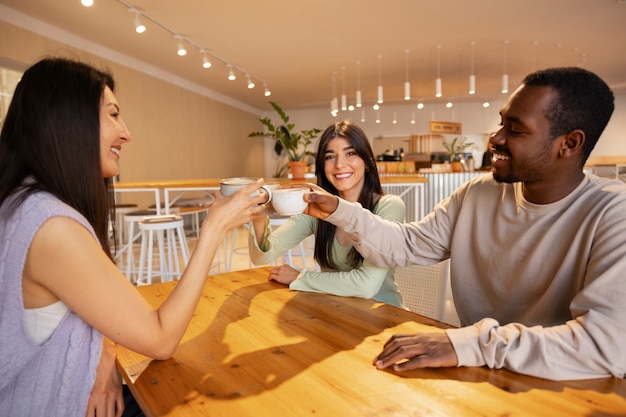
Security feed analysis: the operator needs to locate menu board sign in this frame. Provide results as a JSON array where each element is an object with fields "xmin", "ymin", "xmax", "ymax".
[{"xmin": 429, "ymin": 121, "xmax": 462, "ymax": 134}]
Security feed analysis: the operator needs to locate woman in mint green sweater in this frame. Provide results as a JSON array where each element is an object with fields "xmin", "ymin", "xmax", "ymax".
[{"xmin": 249, "ymin": 120, "xmax": 405, "ymax": 308}]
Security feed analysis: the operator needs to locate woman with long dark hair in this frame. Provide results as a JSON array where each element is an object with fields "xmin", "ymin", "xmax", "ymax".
[
  {"xmin": 0, "ymin": 57, "xmax": 266, "ymax": 416},
  {"xmin": 249, "ymin": 120, "xmax": 405, "ymax": 307}
]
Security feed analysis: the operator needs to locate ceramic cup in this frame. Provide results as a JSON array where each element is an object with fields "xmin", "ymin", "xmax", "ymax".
[
  {"xmin": 219, "ymin": 177, "xmax": 272, "ymax": 204},
  {"xmin": 271, "ymin": 187, "xmax": 309, "ymax": 216}
]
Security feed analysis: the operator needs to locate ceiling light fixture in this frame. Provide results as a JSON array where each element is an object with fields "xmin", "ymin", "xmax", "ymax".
[
  {"xmin": 417, "ymin": 102, "xmax": 424, "ymax": 110},
  {"xmin": 112, "ymin": 0, "xmax": 269, "ymax": 97},
  {"xmin": 81, "ymin": 0, "xmax": 94, "ymax": 7},
  {"xmin": 392, "ymin": 112, "xmax": 398, "ymax": 124},
  {"xmin": 227, "ymin": 65, "xmax": 236, "ymax": 80},
  {"xmin": 263, "ymin": 83, "xmax": 271, "ymax": 97},
  {"xmin": 469, "ymin": 41, "xmax": 476, "ymax": 95},
  {"xmin": 404, "ymin": 49, "xmax": 411, "ymax": 100},
  {"xmin": 330, "ymin": 73, "xmax": 338, "ymax": 116},
  {"xmin": 502, "ymin": 40, "xmax": 509, "ymax": 94},
  {"xmin": 435, "ymin": 45, "xmax": 442, "ymax": 98},
  {"xmin": 360, "ymin": 109, "xmax": 365, "ymax": 123},
  {"xmin": 341, "ymin": 67, "xmax": 347, "ymax": 111},
  {"xmin": 201, "ymin": 51, "xmax": 212, "ymax": 69},
  {"xmin": 377, "ymin": 55, "xmax": 384, "ymax": 104},
  {"xmin": 247, "ymin": 75, "xmax": 255, "ymax": 89},
  {"xmin": 129, "ymin": 9, "xmax": 146, "ymax": 33},
  {"xmin": 355, "ymin": 61, "xmax": 362, "ymax": 108},
  {"xmin": 175, "ymin": 35, "xmax": 187, "ymax": 56},
  {"xmin": 376, "ymin": 110, "xmax": 381, "ymax": 124},
  {"xmin": 411, "ymin": 112, "xmax": 416, "ymax": 124}
]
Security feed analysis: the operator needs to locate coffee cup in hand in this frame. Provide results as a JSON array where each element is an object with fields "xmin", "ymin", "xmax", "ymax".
[
  {"xmin": 219, "ymin": 177, "xmax": 272, "ymax": 204},
  {"xmin": 271, "ymin": 187, "xmax": 309, "ymax": 216}
]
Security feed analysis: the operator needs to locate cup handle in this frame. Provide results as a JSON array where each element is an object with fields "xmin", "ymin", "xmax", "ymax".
[{"xmin": 260, "ymin": 185, "xmax": 272, "ymax": 204}]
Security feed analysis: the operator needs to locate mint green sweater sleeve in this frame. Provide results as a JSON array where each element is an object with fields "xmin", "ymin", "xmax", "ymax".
[{"xmin": 248, "ymin": 195, "xmax": 406, "ymax": 308}]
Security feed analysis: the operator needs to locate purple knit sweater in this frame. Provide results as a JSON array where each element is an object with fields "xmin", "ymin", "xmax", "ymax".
[{"xmin": 0, "ymin": 190, "xmax": 103, "ymax": 416}]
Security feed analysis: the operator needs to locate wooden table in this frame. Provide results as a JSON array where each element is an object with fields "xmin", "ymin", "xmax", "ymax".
[{"xmin": 116, "ymin": 267, "xmax": 626, "ymax": 417}]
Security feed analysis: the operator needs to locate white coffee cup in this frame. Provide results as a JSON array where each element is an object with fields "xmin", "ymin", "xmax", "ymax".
[
  {"xmin": 220, "ymin": 177, "xmax": 272, "ymax": 204},
  {"xmin": 271, "ymin": 187, "xmax": 309, "ymax": 216}
]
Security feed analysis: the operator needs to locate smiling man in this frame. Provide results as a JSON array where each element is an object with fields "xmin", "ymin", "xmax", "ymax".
[{"xmin": 303, "ymin": 67, "xmax": 626, "ymax": 381}]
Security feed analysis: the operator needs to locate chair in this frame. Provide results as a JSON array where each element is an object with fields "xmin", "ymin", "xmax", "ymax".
[
  {"xmin": 136, "ymin": 214, "xmax": 190, "ymax": 285},
  {"xmin": 394, "ymin": 260, "xmax": 450, "ymax": 322}
]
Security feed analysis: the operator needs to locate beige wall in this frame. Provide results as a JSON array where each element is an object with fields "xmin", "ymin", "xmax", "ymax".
[{"xmin": 0, "ymin": 21, "xmax": 266, "ymax": 206}]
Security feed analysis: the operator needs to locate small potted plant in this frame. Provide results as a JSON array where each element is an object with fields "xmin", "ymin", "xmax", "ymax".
[
  {"xmin": 443, "ymin": 137, "xmax": 474, "ymax": 172},
  {"xmin": 249, "ymin": 102, "xmax": 322, "ymax": 179}
]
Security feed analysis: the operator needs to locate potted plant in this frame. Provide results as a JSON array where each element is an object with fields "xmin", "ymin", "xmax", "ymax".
[
  {"xmin": 249, "ymin": 101, "xmax": 322, "ymax": 179},
  {"xmin": 443, "ymin": 137, "xmax": 474, "ymax": 172}
]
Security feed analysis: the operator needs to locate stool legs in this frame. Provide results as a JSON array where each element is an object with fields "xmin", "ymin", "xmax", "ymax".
[{"xmin": 136, "ymin": 216, "xmax": 189, "ymax": 285}]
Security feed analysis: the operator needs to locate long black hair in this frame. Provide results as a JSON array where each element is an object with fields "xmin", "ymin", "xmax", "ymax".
[
  {"xmin": 0, "ymin": 57, "xmax": 117, "ymax": 259},
  {"xmin": 314, "ymin": 120, "xmax": 383, "ymax": 269}
]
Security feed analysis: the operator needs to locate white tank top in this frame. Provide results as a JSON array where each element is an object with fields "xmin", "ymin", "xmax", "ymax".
[{"xmin": 24, "ymin": 300, "xmax": 69, "ymax": 345}]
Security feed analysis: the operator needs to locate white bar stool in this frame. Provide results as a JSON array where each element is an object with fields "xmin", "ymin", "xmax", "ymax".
[
  {"xmin": 136, "ymin": 214, "xmax": 189, "ymax": 285},
  {"xmin": 121, "ymin": 209, "xmax": 157, "ymax": 283}
]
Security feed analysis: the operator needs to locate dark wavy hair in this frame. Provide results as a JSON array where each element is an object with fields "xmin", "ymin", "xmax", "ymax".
[
  {"xmin": 523, "ymin": 67, "xmax": 614, "ymax": 164},
  {"xmin": 314, "ymin": 120, "xmax": 383, "ymax": 269},
  {"xmin": 0, "ymin": 57, "xmax": 117, "ymax": 259}
]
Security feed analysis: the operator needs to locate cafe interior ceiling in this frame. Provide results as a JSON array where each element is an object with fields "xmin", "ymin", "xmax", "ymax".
[{"xmin": 2, "ymin": 0, "xmax": 626, "ymax": 114}]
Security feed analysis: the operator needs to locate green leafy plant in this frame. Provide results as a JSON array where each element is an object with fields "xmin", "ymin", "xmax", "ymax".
[
  {"xmin": 249, "ymin": 101, "xmax": 322, "ymax": 162},
  {"xmin": 443, "ymin": 137, "xmax": 474, "ymax": 161}
]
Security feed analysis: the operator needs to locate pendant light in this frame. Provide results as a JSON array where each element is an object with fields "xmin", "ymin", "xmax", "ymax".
[
  {"xmin": 355, "ymin": 61, "xmax": 362, "ymax": 108},
  {"xmin": 175, "ymin": 35, "xmax": 187, "ymax": 56},
  {"xmin": 469, "ymin": 41, "xmax": 476, "ymax": 95},
  {"xmin": 377, "ymin": 55, "xmax": 383, "ymax": 104},
  {"xmin": 502, "ymin": 40, "xmax": 509, "ymax": 94},
  {"xmin": 404, "ymin": 49, "xmax": 411, "ymax": 100},
  {"xmin": 263, "ymin": 83, "xmax": 272, "ymax": 97},
  {"xmin": 201, "ymin": 50, "xmax": 212, "ymax": 69},
  {"xmin": 341, "ymin": 67, "xmax": 347, "ymax": 111},
  {"xmin": 435, "ymin": 45, "xmax": 442, "ymax": 98},
  {"xmin": 246, "ymin": 75, "xmax": 255, "ymax": 89},
  {"xmin": 330, "ymin": 74, "xmax": 338, "ymax": 116}
]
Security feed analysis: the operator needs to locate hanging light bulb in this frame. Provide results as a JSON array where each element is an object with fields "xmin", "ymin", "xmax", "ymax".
[
  {"xmin": 411, "ymin": 112, "xmax": 416, "ymax": 124},
  {"xmin": 360, "ymin": 109, "xmax": 366, "ymax": 123},
  {"xmin": 417, "ymin": 102, "xmax": 424, "ymax": 110},
  {"xmin": 404, "ymin": 49, "xmax": 411, "ymax": 100},
  {"xmin": 376, "ymin": 110, "xmax": 381, "ymax": 124},
  {"xmin": 377, "ymin": 55, "xmax": 383, "ymax": 104},
  {"xmin": 392, "ymin": 112, "xmax": 398, "ymax": 124},
  {"xmin": 132, "ymin": 10, "xmax": 146, "ymax": 34},
  {"xmin": 247, "ymin": 75, "xmax": 255, "ymax": 89},
  {"xmin": 175, "ymin": 35, "xmax": 187, "ymax": 56},
  {"xmin": 81, "ymin": 0, "xmax": 93, "ymax": 7},
  {"xmin": 227, "ymin": 65, "xmax": 236, "ymax": 81},
  {"xmin": 330, "ymin": 74, "xmax": 338, "ymax": 115},
  {"xmin": 502, "ymin": 40, "xmax": 509, "ymax": 94},
  {"xmin": 341, "ymin": 67, "xmax": 347, "ymax": 111},
  {"xmin": 263, "ymin": 83, "xmax": 271, "ymax": 97},
  {"xmin": 446, "ymin": 102, "xmax": 453, "ymax": 108},
  {"xmin": 355, "ymin": 61, "xmax": 362, "ymax": 108},
  {"xmin": 469, "ymin": 41, "xmax": 476, "ymax": 95},
  {"xmin": 201, "ymin": 51, "xmax": 212, "ymax": 69},
  {"xmin": 435, "ymin": 45, "xmax": 442, "ymax": 98}
]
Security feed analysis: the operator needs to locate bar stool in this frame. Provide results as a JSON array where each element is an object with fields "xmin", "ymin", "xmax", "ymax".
[
  {"xmin": 136, "ymin": 215, "xmax": 189, "ymax": 285},
  {"xmin": 121, "ymin": 209, "xmax": 156, "ymax": 283},
  {"xmin": 112, "ymin": 203, "xmax": 138, "ymax": 257}
]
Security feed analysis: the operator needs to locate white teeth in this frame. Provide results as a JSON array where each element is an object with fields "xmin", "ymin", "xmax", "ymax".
[
  {"xmin": 492, "ymin": 152, "xmax": 510, "ymax": 161},
  {"xmin": 335, "ymin": 173, "xmax": 351, "ymax": 179},
  {"xmin": 111, "ymin": 148, "xmax": 120, "ymax": 155}
]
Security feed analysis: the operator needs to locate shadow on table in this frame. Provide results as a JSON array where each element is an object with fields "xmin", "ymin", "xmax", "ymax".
[{"xmin": 134, "ymin": 276, "xmax": 412, "ymax": 411}]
